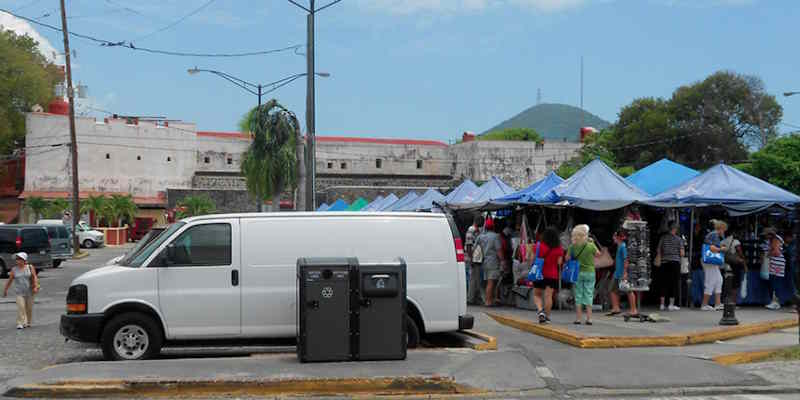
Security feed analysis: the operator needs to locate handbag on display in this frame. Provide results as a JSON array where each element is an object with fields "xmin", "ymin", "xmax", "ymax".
[
  {"xmin": 680, "ymin": 257, "xmax": 690, "ymax": 274},
  {"xmin": 701, "ymin": 244, "xmax": 724, "ymax": 266},
  {"xmin": 472, "ymin": 243, "xmax": 484, "ymax": 264},
  {"xmin": 528, "ymin": 243, "xmax": 545, "ymax": 282},
  {"xmin": 760, "ymin": 253, "xmax": 770, "ymax": 280},
  {"xmin": 740, "ymin": 273, "xmax": 748, "ymax": 299}
]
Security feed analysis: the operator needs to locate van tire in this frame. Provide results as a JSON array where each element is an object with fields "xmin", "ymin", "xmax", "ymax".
[
  {"xmin": 101, "ymin": 312, "xmax": 163, "ymax": 361},
  {"xmin": 53, "ymin": 260, "xmax": 62, "ymax": 268},
  {"xmin": 405, "ymin": 314, "xmax": 420, "ymax": 349}
]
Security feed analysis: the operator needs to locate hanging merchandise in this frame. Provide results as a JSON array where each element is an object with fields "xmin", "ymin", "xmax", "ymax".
[{"xmin": 622, "ymin": 220, "xmax": 651, "ymax": 291}]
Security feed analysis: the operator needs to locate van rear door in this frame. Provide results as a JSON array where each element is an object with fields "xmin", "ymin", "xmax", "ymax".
[{"xmin": 156, "ymin": 219, "xmax": 241, "ymax": 338}]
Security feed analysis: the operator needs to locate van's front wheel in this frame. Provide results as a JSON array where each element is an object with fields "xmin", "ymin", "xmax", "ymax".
[
  {"xmin": 101, "ymin": 312, "xmax": 163, "ymax": 361},
  {"xmin": 405, "ymin": 314, "xmax": 420, "ymax": 349}
]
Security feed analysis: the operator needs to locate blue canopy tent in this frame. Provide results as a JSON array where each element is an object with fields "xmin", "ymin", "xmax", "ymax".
[
  {"xmin": 542, "ymin": 159, "xmax": 651, "ymax": 211},
  {"xmin": 385, "ymin": 191, "xmax": 419, "ymax": 211},
  {"xmin": 626, "ymin": 159, "xmax": 700, "ymax": 196},
  {"xmin": 364, "ymin": 193, "xmax": 398, "ymax": 211},
  {"xmin": 316, "ymin": 203, "xmax": 330, "ymax": 212},
  {"xmin": 494, "ymin": 172, "xmax": 563, "ymax": 204},
  {"xmin": 326, "ymin": 199, "xmax": 349, "ymax": 211},
  {"xmin": 397, "ymin": 188, "xmax": 445, "ymax": 212},
  {"xmin": 361, "ymin": 195, "xmax": 384, "ymax": 211},
  {"xmin": 443, "ymin": 179, "xmax": 480, "ymax": 204},
  {"xmin": 447, "ymin": 176, "xmax": 515, "ymax": 210}
]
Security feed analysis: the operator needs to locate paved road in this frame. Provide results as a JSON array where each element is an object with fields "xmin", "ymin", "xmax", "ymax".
[{"xmin": 0, "ymin": 247, "xmax": 123, "ymax": 386}]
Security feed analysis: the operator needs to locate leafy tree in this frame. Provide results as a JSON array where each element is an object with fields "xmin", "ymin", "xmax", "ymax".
[
  {"xmin": 0, "ymin": 29, "xmax": 61, "ymax": 155},
  {"xmin": 104, "ymin": 194, "xmax": 137, "ymax": 227},
  {"xmin": 177, "ymin": 195, "xmax": 216, "ymax": 218},
  {"xmin": 80, "ymin": 195, "xmax": 106, "ymax": 226},
  {"xmin": 25, "ymin": 196, "xmax": 49, "ymax": 222},
  {"xmin": 240, "ymin": 100, "xmax": 300, "ymax": 211},
  {"xmin": 47, "ymin": 198, "xmax": 70, "ymax": 218},
  {"xmin": 742, "ymin": 134, "xmax": 800, "ymax": 194},
  {"xmin": 556, "ymin": 129, "xmax": 619, "ymax": 178},
  {"xmin": 609, "ymin": 98, "xmax": 677, "ymax": 169},
  {"xmin": 478, "ymin": 127, "xmax": 543, "ymax": 142}
]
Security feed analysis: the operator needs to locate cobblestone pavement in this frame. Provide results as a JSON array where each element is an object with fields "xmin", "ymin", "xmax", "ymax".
[{"xmin": 0, "ymin": 246, "xmax": 127, "ymax": 386}]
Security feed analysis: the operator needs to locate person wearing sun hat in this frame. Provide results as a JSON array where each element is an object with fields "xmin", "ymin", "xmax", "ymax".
[{"xmin": 2, "ymin": 252, "xmax": 40, "ymax": 329}]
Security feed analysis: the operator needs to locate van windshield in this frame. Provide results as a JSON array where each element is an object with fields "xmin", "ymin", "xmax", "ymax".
[
  {"xmin": 118, "ymin": 228, "xmax": 165, "ymax": 265},
  {"xmin": 123, "ymin": 222, "xmax": 184, "ymax": 267}
]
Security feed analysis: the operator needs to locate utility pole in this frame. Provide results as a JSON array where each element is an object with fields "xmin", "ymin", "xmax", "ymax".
[
  {"xmin": 59, "ymin": 0, "xmax": 80, "ymax": 252},
  {"xmin": 305, "ymin": 0, "xmax": 316, "ymax": 211}
]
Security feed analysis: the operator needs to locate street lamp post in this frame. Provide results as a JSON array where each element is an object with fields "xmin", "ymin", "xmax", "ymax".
[
  {"xmin": 187, "ymin": 68, "xmax": 329, "ymax": 108},
  {"xmin": 783, "ymin": 91, "xmax": 799, "ymax": 97}
]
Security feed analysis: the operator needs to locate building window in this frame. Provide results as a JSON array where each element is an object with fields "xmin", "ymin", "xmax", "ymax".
[
  {"xmin": 105, "ymin": 153, "xmax": 110, "ymax": 159},
  {"xmin": 416, "ymin": 160, "xmax": 423, "ymax": 169},
  {"xmin": 137, "ymin": 155, "xmax": 141, "ymax": 161},
  {"xmin": 535, "ymin": 142, "xmax": 544, "ymax": 151},
  {"xmin": 167, "ymin": 156, "xmax": 172, "ymax": 162},
  {"xmin": 204, "ymin": 156, "xmax": 210, "ymax": 164},
  {"xmin": 375, "ymin": 159, "xmax": 382, "ymax": 169},
  {"xmin": 341, "ymin": 162, "xmax": 347, "ymax": 170},
  {"xmin": 327, "ymin": 162, "xmax": 333, "ymax": 169},
  {"xmin": 525, "ymin": 167, "xmax": 532, "ymax": 178},
  {"xmin": 227, "ymin": 157, "xmax": 233, "ymax": 165}
]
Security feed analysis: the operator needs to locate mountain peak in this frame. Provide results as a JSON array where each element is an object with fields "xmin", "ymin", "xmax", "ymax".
[{"xmin": 483, "ymin": 103, "xmax": 610, "ymax": 142}]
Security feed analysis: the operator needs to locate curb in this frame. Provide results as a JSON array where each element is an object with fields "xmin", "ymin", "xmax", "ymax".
[
  {"xmin": 3, "ymin": 376, "xmax": 483, "ymax": 398},
  {"xmin": 71, "ymin": 251, "xmax": 89, "ymax": 260},
  {"xmin": 486, "ymin": 312, "xmax": 798, "ymax": 349},
  {"xmin": 712, "ymin": 347, "xmax": 791, "ymax": 365},
  {"xmin": 566, "ymin": 384, "xmax": 800, "ymax": 398},
  {"xmin": 458, "ymin": 330, "xmax": 498, "ymax": 351}
]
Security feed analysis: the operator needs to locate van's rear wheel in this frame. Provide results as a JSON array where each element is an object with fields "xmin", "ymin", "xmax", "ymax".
[
  {"xmin": 101, "ymin": 312, "xmax": 162, "ymax": 361},
  {"xmin": 405, "ymin": 314, "xmax": 420, "ymax": 349},
  {"xmin": 53, "ymin": 260, "xmax": 62, "ymax": 268}
]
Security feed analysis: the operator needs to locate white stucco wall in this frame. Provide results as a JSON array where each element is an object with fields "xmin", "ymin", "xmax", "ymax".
[
  {"xmin": 195, "ymin": 134, "xmax": 249, "ymax": 173},
  {"xmin": 316, "ymin": 141, "xmax": 452, "ymax": 176}
]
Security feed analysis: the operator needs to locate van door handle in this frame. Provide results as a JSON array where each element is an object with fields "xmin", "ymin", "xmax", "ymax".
[{"xmin": 231, "ymin": 270, "xmax": 239, "ymax": 286}]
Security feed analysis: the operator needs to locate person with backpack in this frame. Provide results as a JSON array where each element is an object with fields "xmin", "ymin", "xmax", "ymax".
[
  {"xmin": 466, "ymin": 215, "xmax": 485, "ymax": 305},
  {"xmin": 475, "ymin": 218, "xmax": 503, "ymax": 307}
]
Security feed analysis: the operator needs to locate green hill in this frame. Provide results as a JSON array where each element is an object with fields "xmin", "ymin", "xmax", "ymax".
[{"xmin": 483, "ymin": 103, "xmax": 610, "ymax": 142}]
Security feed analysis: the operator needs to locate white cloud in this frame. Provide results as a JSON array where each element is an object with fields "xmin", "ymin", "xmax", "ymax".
[{"xmin": 0, "ymin": 11, "xmax": 61, "ymax": 63}]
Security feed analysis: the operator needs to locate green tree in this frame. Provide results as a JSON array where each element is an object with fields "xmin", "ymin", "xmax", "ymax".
[
  {"xmin": 609, "ymin": 98, "xmax": 677, "ymax": 169},
  {"xmin": 47, "ymin": 198, "xmax": 70, "ymax": 218},
  {"xmin": 743, "ymin": 134, "xmax": 800, "ymax": 194},
  {"xmin": 240, "ymin": 100, "xmax": 300, "ymax": 211},
  {"xmin": 478, "ymin": 127, "xmax": 543, "ymax": 142},
  {"xmin": 556, "ymin": 129, "xmax": 619, "ymax": 178},
  {"xmin": 80, "ymin": 195, "xmax": 106, "ymax": 226},
  {"xmin": 176, "ymin": 195, "xmax": 216, "ymax": 218},
  {"xmin": 0, "ymin": 29, "xmax": 61, "ymax": 155},
  {"xmin": 104, "ymin": 194, "xmax": 137, "ymax": 227},
  {"xmin": 25, "ymin": 196, "xmax": 49, "ymax": 222}
]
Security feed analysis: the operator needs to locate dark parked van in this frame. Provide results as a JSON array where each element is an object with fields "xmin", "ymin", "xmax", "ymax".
[
  {"xmin": 41, "ymin": 224, "xmax": 73, "ymax": 268},
  {"xmin": 0, "ymin": 225, "xmax": 53, "ymax": 278}
]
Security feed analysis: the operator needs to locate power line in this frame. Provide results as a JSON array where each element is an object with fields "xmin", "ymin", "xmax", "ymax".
[
  {"xmin": 1, "ymin": 8, "xmax": 302, "ymax": 58},
  {"xmin": 104, "ymin": 0, "xmax": 146, "ymax": 17},
  {"xmin": 136, "ymin": 0, "xmax": 217, "ymax": 41}
]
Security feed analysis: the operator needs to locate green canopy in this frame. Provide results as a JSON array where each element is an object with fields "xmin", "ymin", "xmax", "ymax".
[{"xmin": 345, "ymin": 197, "xmax": 368, "ymax": 211}]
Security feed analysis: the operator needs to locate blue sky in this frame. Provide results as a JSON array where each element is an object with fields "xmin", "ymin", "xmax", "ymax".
[{"xmin": 2, "ymin": 0, "xmax": 799, "ymax": 142}]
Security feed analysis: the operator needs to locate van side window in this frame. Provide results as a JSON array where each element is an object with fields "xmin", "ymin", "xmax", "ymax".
[
  {"xmin": 168, "ymin": 223, "xmax": 231, "ymax": 266},
  {"xmin": 20, "ymin": 228, "xmax": 49, "ymax": 251},
  {"xmin": 0, "ymin": 229, "xmax": 15, "ymax": 253}
]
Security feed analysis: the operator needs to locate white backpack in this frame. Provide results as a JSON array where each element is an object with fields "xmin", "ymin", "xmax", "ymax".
[{"xmin": 472, "ymin": 242, "xmax": 484, "ymax": 264}]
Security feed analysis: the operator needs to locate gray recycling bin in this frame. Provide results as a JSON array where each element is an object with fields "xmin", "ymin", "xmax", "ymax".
[
  {"xmin": 357, "ymin": 259, "xmax": 407, "ymax": 361},
  {"xmin": 296, "ymin": 257, "xmax": 357, "ymax": 363}
]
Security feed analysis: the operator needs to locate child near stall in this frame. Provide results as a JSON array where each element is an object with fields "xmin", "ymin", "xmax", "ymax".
[{"xmin": 566, "ymin": 224, "xmax": 599, "ymax": 325}]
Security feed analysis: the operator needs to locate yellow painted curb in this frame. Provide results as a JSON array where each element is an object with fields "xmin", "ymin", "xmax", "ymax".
[
  {"xmin": 459, "ymin": 330, "xmax": 498, "ymax": 351},
  {"xmin": 487, "ymin": 312, "xmax": 798, "ymax": 349},
  {"xmin": 71, "ymin": 251, "xmax": 89, "ymax": 260},
  {"xmin": 712, "ymin": 348, "xmax": 784, "ymax": 366},
  {"xmin": 4, "ymin": 377, "xmax": 484, "ymax": 398}
]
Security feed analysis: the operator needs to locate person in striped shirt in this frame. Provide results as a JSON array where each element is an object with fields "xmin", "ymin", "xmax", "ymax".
[{"xmin": 657, "ymin": 222, "xmax": 685, "ymax": 311}]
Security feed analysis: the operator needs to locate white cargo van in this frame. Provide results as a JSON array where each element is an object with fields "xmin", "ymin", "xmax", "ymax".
[{"xmin": 60, "ymin": 212, "xmax": 473, "ymax": 361}]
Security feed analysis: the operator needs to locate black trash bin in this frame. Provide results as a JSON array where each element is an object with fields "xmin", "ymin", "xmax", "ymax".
[{"xmin": 356, "ymin": 259, "xmax": 407, "ymax": 361}]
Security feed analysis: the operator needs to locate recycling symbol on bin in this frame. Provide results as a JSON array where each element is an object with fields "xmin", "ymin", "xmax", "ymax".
[
  {"xmin": 321, "ymin": 286, "xmax": 334, "ymax": 299},
  {"xmin": 376, "ymin": 278, "xmax": 386, "ymax": 289}
]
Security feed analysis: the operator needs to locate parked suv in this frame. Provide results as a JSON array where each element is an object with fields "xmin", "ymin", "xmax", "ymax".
[
  {"xmin": 0, "ymin": 225, "xmax": 53, "ymax": 278},
  {"xmin": 40, "ymin": 224, "xmax": 73, "ymax": 267},
  {"xmin": 38, "ymin": 220, "xmax": 105, "ymax": 248}
]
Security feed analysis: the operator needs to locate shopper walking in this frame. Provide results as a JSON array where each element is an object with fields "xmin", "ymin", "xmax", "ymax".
[
  {"xmin": 532, "ymin": 227, "xmax": 564, "ymax": 324},
  {"xmin": 476, "ymin": 218, "xmax": 503, "ymax": 307},
  {"xmin": 608, "ymin": 230, "xmax": 637, "ymax": 316},
  {"xmin": 465, "ymin": 215, "xmax": 484, "ymax": 305},
  {"xmin": 764, "ymin": 227, "xmax": 785, "ymax": 310},
  {"xmin": 2, "ymin": 253, "xmax": 39, "ymax": 329},
  {"xmin": 701, "ymin": 220, "xmax": 727, "ymax": 311},
  {"xmin": 658, "ymin": 222, "xmax": 685, "ymax": 311},
  {"xmin": 566, "ymin": 224, "xmax": 599, "ymax": 325}
]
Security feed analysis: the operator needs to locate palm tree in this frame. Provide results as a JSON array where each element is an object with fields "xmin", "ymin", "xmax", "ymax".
[
  {"xmin": 177, "ymin": 195, "xmax": 216, "ymax": 219},
  {"xmin": 240, "ymin": 100, "xmax": 301, "ymax": 211},
  {"xmin": 80, "ymin": 195, "xmax": 106, "ymax": 227},
  {"xmin": 47, "ymin": 198, "xmax": 70, "ymax": 219},
  {"xmin": 105, "ymin": 194, "xmax": 137, "ymax": 227},
  {"xmin": 25, "ymin": 196, "xmax": 49, "ymax": 222}
]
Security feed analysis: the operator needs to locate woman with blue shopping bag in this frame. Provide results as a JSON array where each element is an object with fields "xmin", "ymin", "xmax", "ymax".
[
  {"xmin": 700, "ymin": 220, "xmax": 727, "ymax": 311},
  {"xmin": 529, "ymin": 227, "xmax": 564, "ymax": 324},
  {"xmin": 565, "ymin": 225, "xmax": 599, "ymax": 325}
]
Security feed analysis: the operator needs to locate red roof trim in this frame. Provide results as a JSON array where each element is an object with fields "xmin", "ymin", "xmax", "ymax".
[
  {"xmin": 315, "ymin": 136, "xmax": 448, "ymax": 147},
  {"xmin": 197, "ymin": 131, "xmax": 251, "ymax": 140}
]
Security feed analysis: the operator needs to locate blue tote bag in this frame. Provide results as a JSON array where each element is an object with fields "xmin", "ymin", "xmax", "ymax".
[
  {"xmin": 562, "ymin": 245, "xmax": 586, "ymax": 284},
  {"xmin": 527, "ymin": 243, "xmax": 545, "ymax": 282},
  {"xmin": 701, "ymin": 244, "xmax": 724, "ymax": 266}
]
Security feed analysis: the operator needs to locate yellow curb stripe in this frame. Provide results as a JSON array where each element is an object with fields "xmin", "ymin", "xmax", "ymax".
[
  {"xmin": 712, "ymin": 348, "xmax": 784, "ymax": 366},
  {"xmin": 72, "ymin": 251, "xmax": 89, "ymax": 260},
  {"xmin": 487, "ymin": 312, "xmax": 798, "ymax": 349},
  {"xmin": 459, "ymin": 330, "xmax": 498, "ymax": 351}
]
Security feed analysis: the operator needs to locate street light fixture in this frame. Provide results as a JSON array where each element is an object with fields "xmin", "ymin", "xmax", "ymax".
[
  {"xmin": 784, "ymin": 91, "xmax": 799, "ymax": 97},
  {"xmin": 187, "ymin": 67, "xmax": 330, "ymax": 107}
]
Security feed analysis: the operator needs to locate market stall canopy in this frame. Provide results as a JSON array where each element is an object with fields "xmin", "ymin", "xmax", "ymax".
[
  {"xmin": 316, "ymin": 203, "xmax": 330, "ymax": 212},
  {"xmin": 326, "ymin": 199, "xmax": 349, "ymax": 211},
  {"xmin": 369, "ymin": 193, "xmax": 399, "ymax": 211},
  {"xmin": 346, "ymin": 198, "xmax": 368, "ymax": 211},
  {"xmin": 397, "ymin": 188, "xmax": 445, "ymax": 212},
  {"xmin": 362, "ymin": 195, "xmax": 384, "ymax": 211},
  {"xmin": 543, "ymin": 159, "xmax": 651, "ymax": 211},
  {"xmin": 626, "ymin": 159, "xmax": 700, "ymax": 196},
  {"xmin": 649, "ymin": 164, "xmax": 800, "ymax": 213},
  {"xmin": 443, "ymin": 179, "xmax": 480, "ymax": 204},
  {"xmin": 384, "ymin": 191, "xmax": 419, "ymax": 211},
  {"xmin": 496, "ymin": 172, "xmax": 564, "ymax": 204},
  {"xmin": 448, "ymin": 176, "xmax": 515, "ymax": 210}
]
